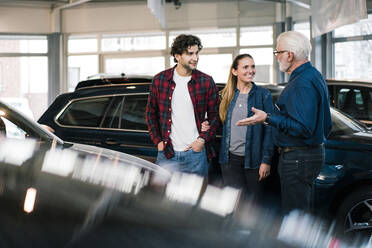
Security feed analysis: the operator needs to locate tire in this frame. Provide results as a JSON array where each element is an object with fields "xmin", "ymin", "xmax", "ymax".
[{"xmin": 336, "ymin": 186, "xmax": 372, "ymax": 239}]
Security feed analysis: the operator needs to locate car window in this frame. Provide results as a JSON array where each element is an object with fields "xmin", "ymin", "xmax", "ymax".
[
  {"xmin": 101, "ymin": 96, "xmax": 124, "ymax": 128},
  {"xmin": 58, "ymin": 97, "xmax": 112, "ymax": 127},
  {"xmin": 120, "ymin": 94, "xmax": 148, "ymax": 131},
  {"xmin": 336, "ymin": 87, "xmax": 369, "ymax": 121},
  {"xmin": 368, "ymin": 91, "xmax": 372, "ymax": 121},
  {"xmin": 0, "ymin": 116, "xmax": 27, "ymax": 139},
  {"xmin": 336, "ymin": 88, "xmax": 349, "ymax": 108},
  {"xmin": 329, "ymin": 108, "xmax": 364, "ymax": 136}
]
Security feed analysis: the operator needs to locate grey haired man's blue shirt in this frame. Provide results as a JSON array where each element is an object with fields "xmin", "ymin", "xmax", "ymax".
[{"xmin": 269, "ymin": 62, "xmax": 332, "ymax": 147}]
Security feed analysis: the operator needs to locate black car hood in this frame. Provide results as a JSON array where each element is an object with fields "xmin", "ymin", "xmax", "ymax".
[{"xmin": 328, "ymin": 130, "xmax": 372, "ymax": 152}]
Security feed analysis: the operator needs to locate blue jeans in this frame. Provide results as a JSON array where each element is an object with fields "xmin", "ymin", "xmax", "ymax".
[
  {"xmin": 156, "ymin": 148, "xmax": 209, "ymax": 177},
  {"xmin": 278, "ymin": 145, "xmax": 324, "ymax": 214}
]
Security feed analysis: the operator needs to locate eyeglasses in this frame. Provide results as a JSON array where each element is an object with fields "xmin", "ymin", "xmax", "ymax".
[{"xmin": 273, "ymin": 50, "xmax": 288, "ymax": 56}]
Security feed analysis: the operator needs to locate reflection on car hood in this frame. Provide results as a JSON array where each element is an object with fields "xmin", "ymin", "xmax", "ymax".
[
  {"xmin": 353, "ymin": 131, "xmax": 372, "ymax": 139},
  {"xmin": 67, "ymin": 142, "xmax": 171, "ymax": 178},
  {"xmin": 349, "ymin": 131, "xmax": 372, "ymax": 148}
]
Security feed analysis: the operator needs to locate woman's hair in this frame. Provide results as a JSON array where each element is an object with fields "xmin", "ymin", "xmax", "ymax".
[
  {"xmin": 277, "ymin": 31, "xmax": 312, "ymax": 61},
  {"xmin": 219, "ymin": 53, "xmax": 253, "ymax": 123},
  {"xmin": 170, "ymin": 34, "xmax": 203, "ymax": 63}
]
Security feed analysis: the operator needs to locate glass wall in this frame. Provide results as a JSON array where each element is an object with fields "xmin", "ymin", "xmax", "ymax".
[
  {"xmin": 68, "ymin": 35, "xmax": 98, "ymax": 53},
  {"xmin": 239, "ymin": 48, "xmax": 273, "ymax": 83},
  {"xmin": 67, "ymin": 25, "xmax": 276, "ymax": 88},
  {"xmin": 105, "ymin": 56, "xmax": 165, "ymax": 76},
  {"xmin": 333, "ymin": 14, "xmax": 372, "ymax": 81},
  {"xmin": 67, "ymin": 35, "xmax": 99, "ymax": 91},
  {"xmin": 240, "ymin": 26, "xmax": 274, "ymax": 83},
  {"xmin": 68, "ymin": 55, "xmax": 98, "ymax": 92},
  {"xmin": 334, "ymin": 40, "xmax": 372, "ymax": 80},
  {"xmin": 240, "ymin": 26, "xmax": 273, "ymax": 46},
  {"xmin": 169, "ymin": 28, "xmax": 236, "ymax": 48},
  {"xmin": 198, "ymin": 54, "xmax": 232, "ymax": 83},
  {"xmin": 334, "ymin": 14, "xmax": 372, "ymax": 38},
  {"xmin": 0, "ymin": 35, "xmax": 48, "ymax": 119},
  {"xmin": 294, "ymin": 22, "xmax": 310, "ymax": 40},
  {"xmin": 102, "ymin": 32, "xmax": 166, "ymax": 52}
]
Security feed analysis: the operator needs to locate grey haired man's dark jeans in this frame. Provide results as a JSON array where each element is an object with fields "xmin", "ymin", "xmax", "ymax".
[{"xmin": 278, "ymin": 145, "xmax": 324, "ymax": 215}]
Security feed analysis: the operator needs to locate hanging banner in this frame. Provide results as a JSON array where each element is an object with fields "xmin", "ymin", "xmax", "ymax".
[
  {"xmin": 311, "ymin": 0, "xmax": 367, "ymax": 37},
  {"xmin": 148, "ymin": 0, "xmax": 166, "ymax": 29}
]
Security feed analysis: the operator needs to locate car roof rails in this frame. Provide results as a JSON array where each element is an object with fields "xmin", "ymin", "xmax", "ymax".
[
  {"xmin": 86, "ymin": 73, "xmax": 126, "ymax": 80},
  {"xmin": 75, "ymin": 73, "xmax": 153, "ymax": 90}
]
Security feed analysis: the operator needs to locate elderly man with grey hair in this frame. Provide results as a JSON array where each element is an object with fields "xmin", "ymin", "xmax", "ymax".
[{"xmin": 236, "ymin": 31, "xmax": 332, "ymax": 214}]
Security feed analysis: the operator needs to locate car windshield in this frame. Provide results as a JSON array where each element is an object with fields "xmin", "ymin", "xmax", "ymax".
[
  {"xmin": 0, "ymin": 101, "xmax": 63, "ymax": 145},
  {"xmin": 330, "ymin": 107, "xmax": 365, "ymax": 135}
]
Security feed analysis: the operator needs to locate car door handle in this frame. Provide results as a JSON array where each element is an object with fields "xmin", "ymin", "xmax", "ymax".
[{"xmin": 104, "ymin": 138, "xmax": 120, "ymax": 145}]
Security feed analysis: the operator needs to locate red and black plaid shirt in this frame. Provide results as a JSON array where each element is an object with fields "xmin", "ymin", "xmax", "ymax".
[{"xmin": 146, "ymin": 66, "xmax": 220, "ymax": 159}]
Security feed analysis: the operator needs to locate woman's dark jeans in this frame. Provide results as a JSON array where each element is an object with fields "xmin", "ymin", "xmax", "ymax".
[
  {"xmin": 278, "ymin": 145, "xmax": 324, "ymax": 215},
  {"xmin": 221, "ymin": 153, "xmax": 263, "ymax": 203}
]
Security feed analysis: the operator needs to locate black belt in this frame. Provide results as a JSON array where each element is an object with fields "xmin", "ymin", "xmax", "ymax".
[{"xmin": 278, "ymin": 144, "xmax": 323, "ymax": 154}]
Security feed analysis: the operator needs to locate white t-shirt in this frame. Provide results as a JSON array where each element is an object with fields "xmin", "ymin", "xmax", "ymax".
[{"xmin": 170, "ymin": 70, "xmax": 199, "ymax": 151}]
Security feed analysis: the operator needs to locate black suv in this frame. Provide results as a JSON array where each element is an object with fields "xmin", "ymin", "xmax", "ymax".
[
  {"xmin": 38, "ymin": 76, "xmax": 283, "ymax": 164},
  {"xmin": 39, "ymin": 75, "xmax": 156, "ymax": 162}
]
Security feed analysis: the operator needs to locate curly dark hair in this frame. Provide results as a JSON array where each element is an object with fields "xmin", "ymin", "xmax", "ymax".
[{"xmin": 170, "ymin": 34, "xmax": 203, "ymax": 63}]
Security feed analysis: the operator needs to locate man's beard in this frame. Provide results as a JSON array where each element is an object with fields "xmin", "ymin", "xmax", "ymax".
[
  {"xmin": 181, "ymin": 61, "xmax": 197, "ymax": 71},
  {"xmin": 279, "ymin": 59, "xmax": 290, "ymax": 72}
]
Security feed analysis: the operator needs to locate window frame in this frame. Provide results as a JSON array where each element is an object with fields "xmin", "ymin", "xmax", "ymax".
[{"xmin": 54, "ymin": 93, "xmax": 149, "ymax": 132}]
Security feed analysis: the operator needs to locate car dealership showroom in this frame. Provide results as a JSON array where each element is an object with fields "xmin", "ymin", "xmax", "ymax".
[{"xmin": 0, "ymin": 0, "xmax": 372, "ymax": 247}]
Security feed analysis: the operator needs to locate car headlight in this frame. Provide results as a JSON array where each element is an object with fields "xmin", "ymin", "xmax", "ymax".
[{"xmin": 316, "ymin": 165, "xmax": 343, "ymax": 181}]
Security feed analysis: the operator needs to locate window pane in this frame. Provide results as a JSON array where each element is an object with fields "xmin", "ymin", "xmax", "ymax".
[
  {"xmin": 170, "ymin": 54, "xmax": 232, "ymax": 84},
  {"xmin": 239, "ymin": 48, "xmax": 273, "ymax": 83},
  {"xmin": 334, "ymin": 14, "xmax": 372, "ymax": 38},
  {"xmin": 102, "ymin": 32, "xmax": 166, "ymax": 51},
  {"xmin": 68, "ymin": 55, "xmax": 99, "ymax": 92},
  {"xmin": 121, "ymin": 94, "xmax": 148, "ymax": 131},
  {"xmin": 334, "ymin": 40, "xmax": 372, "ymax": 80},
  {"xmin": 336, "ymin": 87, "xmax": 372, "ymax": 124},
  {"xmin": 68, "ymin": 36, "xmax": 98, "ymax": 53},
  {"xmin": 0, "ymin": 35, "xmax": 47, "ymax": 53},
  {"xmin": 337, "ymin": 88, "xmax": 368, "ymax": 120},
  {"xmin": 0, "ymin": 57, "xmax": 48, "ymax": 119},
  {"xmin": 330, "ymin": 109, "xmax": 360, "ymax": 135},
  {"xmin": 294, "ymin": 22, "xmax": 311, "ymax": 40},
  {"xmin": 58, "ymin": 97, "xmax": 111, "ymax": 127},
  {"xmin": 197, "ymin": 54, "xmax": 232, "ymax": 84},
  {"xmin": 105, "ymin": 57, "xmax": 164, "ymax": 76},
  {"xmin": 240, "ymin": 26, "xmax": 273, "ymax": 46},
  {"xmin": 169, "ymin": 28, "xmax": 236, "ymax": 48},
  {"xmin": 102, "ymin": 97, "xmax": 123, "ymax": 128},
  {"xmin": 0, "ymin": 116, "xmax": 27, "ymax": 140}
]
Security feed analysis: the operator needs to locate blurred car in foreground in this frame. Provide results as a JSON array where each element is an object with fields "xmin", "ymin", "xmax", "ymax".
[
  {"xmin": 0, "ymin": 137, "xmax": 300, "ymax": 247},
  {"xmin": 0, "ymin": 98, "xmax": 171, "ymax": 199},
  {"xmin": 2, "ymin": 136, "xmax": 367, "ymax": 248},
  {"xmin": 327, "ymin": 79, "xmax": 372, "ymax": 127}
]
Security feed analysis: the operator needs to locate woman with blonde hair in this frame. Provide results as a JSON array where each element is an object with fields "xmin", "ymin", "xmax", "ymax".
[{"xmin": 218, "ymin": 54, "xmax": 274, "ymax": 201}]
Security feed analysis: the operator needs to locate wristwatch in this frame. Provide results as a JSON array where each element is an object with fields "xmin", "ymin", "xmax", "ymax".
[{"xmin": 263, "ymin": 113, "xmax": 271, "ymax": 125}]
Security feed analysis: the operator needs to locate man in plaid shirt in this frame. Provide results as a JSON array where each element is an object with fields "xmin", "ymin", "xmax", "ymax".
[{"xmin": 146, "ymin": 34, "xmax": 220, "ymax": 177}]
